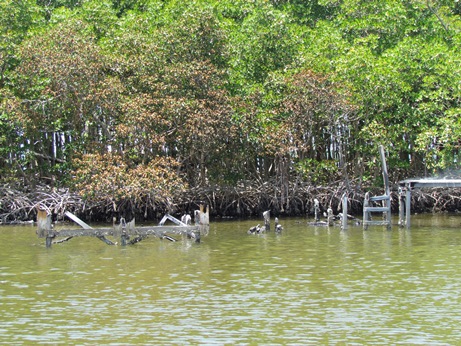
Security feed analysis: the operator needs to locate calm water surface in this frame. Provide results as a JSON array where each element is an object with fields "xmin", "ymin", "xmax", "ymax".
[{"xmin": 1, "ymin": 214, "xmax": 461, "ymax": 345}]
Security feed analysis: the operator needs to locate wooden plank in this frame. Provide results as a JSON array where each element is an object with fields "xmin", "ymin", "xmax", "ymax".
[
  {"xmin": 159, "ymin": 214, "xmax": 188, "ymax": 226},
  {"xmin": 64, "ymin": 211, "xmax": 92, "ymax": 229}
]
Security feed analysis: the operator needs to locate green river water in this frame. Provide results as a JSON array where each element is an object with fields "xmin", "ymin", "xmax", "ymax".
[{"xmin": 1, "ymin": 214, "xmax": 461, "ymax": 345}]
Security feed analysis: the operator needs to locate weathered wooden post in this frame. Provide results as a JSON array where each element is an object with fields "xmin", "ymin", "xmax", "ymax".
[
  {"xmin": 398, "ymin": 186, "xmax": 405, "ymax": 227},
  {"xmin": 363, "ymin": 192, "xmax": 370, "ymax": 230},
  {"xmin": 194, "ymin": 204, "xmax": 210, "ymax": 226},
  {"xmin": 120, "ymin": 218, "xmax": 129, "ymax": 246},
  {"xmin": 263, "ymin": 210, "xmax": 270, "ymax": 232},
  {"xmin": 187, "ymin": 230, "xmax": 201, "ymax": 243},
  {"xmin": 36, "ymin": 209, "xmax": 51, "ymax": 238},
  {"xmin": 314, "ymin": 199, "xmax": 320, "ymax": 222},
  {"xmin": 327, "ymin": 208, "xmax": 334, "ymax": 227},
  {"xmin": 37, "ymin": 208, "xmax": 54, "ymax": 247},
  {"xmin": 405, "ymin": 184, "xmax": 411, "ymax": 229},
  {"xmin": 341, "ymin": 194, "xmax": 348, "ymax": 230}
]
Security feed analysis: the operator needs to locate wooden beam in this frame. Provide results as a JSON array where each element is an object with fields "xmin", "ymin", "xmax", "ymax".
[
  {"xmin": 64, "ymin": 211, "xmax": 92, "ymax": 229},
  {"xmin": 399, "ymin": 179, "xmax": 461, "ymax": 189}
]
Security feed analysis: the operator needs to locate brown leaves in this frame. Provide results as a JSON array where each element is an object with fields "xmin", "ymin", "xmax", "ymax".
[{"xmin": 72, "ymin": 152, "xmax": 187, "ymax": 204}]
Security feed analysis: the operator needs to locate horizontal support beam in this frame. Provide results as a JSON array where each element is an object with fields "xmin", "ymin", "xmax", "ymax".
[
  {"xmin": 38, "ymin": 225, "xmax": 205, "ymax": 238},
  {"xmin": 399, "ymin": 179, "xmax": 461, "ymax": 188},
  {"xmin": 363, "ymin": 220, "xmax": 391, "ymax": 226},
  {"xmin": 364, "ymin": 207, "xmax": 390, "ymax": 212},
  {"xmin": 369, "ymin": 195, "xmax": 390, "ymax": 202}
]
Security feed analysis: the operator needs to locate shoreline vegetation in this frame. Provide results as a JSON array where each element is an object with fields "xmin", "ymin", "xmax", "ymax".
[
  {"xmin": 2, "ymin": 180, "xmax": 461, "ymax": 225},
  {"xmin": 2, "ymin": 2, "xmax": 461, "ymax": 226}
]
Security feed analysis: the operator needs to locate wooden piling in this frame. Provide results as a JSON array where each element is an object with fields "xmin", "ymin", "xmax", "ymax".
[
  {"xmin": 341, "ymin": 194, "xmax": 348, "ymax": 230},
  {"xmin": 398, "ymin": 186, "xmax": 405, "ymax": 227},
  {"xmin": 36, "ymin": 208, "xmax": 51, "ymax": 238},
  {"xmin": 263, "ymin": 210, "xmax": 270, "ymax": 232},
  {"xmin": 314, "ymin": 199, "xmax": 320, "ymax": 222},
  {"xmin": 327, "ymin": 208, "xmax": 334, "ymax": 227},
  {"xmin": 37, "ymin": 208, "xmax": 54, "ymax": 247},
  {"xmin": 405, "ymin": 186, "xmax": 411, "ymax": 228}
]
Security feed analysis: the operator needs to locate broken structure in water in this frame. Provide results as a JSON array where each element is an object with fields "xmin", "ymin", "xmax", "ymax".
[{"xmin": 37, "ymin": 205, "xmax": 210, "ymax": 248}]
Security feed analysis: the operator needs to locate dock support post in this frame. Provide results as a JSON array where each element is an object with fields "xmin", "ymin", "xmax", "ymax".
[
  {"xmin": 45, "ymin": 233, "xmax": 56, "ymax": 248},
  {"xmin": 194, "ymin": 230, "xmax": 201, "ymax": 243},
  {"xmin": 121, "ymin": 233, "xmax": 129, "ymax": 246},
  {"xmin": 314, "ymin": 199, "xmax": 320, "ymax": 222},
  {"xmin": 363, "ymin": 192, "xmax": 370, "ymax": 230},
  {"xmin": 341, "ymin": 194, "xmax": 348, "ymax": 230},
  {"xmin": 398, "ymin": 186, "xmax": 405, "ymax": 227},
  {"xmin": 37, "ymin": 208, "xmax": 54, "ymax": 247},
  {"xmin": 405, "ymin": 184, "xmax": 411, "ymax": 229},
  {"xmin": 327, "ymin": 208, "xmax": 334, "ymax": 227},
  {"xmin": 263, "ymin": 210, "xmax": 270, "ymax": 232}
]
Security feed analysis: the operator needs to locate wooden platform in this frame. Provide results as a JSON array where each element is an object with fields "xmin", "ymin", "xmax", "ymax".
[{"xmin": 398, "ymin": 179, "xmax": 461, "ymax": 228}]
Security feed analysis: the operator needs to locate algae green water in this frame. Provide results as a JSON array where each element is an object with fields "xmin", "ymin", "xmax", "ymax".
[{"xmin": 1, "ymin": 214, "xmax": 461, "ymax": 345}]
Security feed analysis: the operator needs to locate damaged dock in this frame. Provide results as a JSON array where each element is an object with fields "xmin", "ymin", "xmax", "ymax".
[{"xmin": 37, "ymin": 205, "xmax": 210, "ymax": 248}]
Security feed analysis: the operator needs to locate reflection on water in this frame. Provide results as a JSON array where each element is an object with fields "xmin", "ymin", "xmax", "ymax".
[{"xmin": 1, "ymin": 214, "xmax": 461, "ymax": 344}]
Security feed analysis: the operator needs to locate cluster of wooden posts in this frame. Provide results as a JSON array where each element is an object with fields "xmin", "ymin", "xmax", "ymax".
[{"xmin": 37, "ymin": 205, "xmax": 210, "ymax": 248}]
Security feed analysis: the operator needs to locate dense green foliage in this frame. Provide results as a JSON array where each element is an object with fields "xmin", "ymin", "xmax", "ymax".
[{"xmin": 1, "ymin": 0, "xmax": 461, "ymax": 213}]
